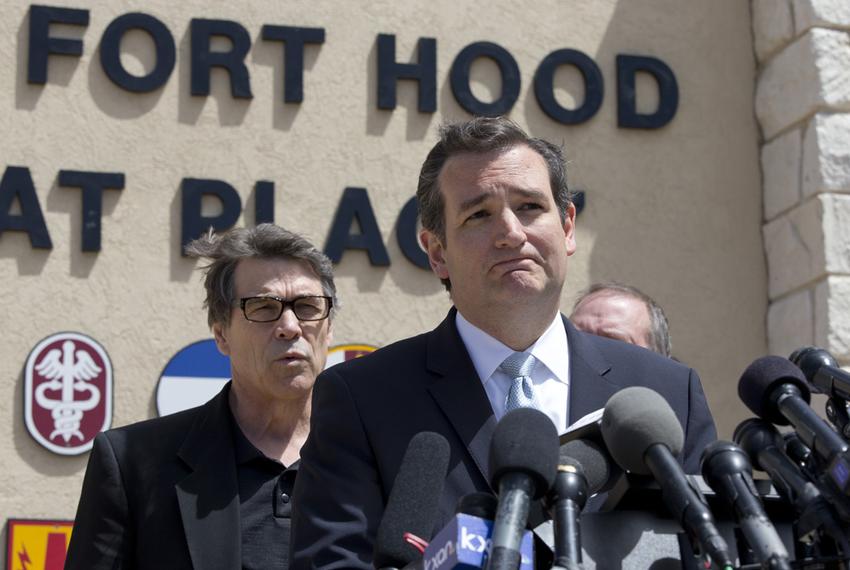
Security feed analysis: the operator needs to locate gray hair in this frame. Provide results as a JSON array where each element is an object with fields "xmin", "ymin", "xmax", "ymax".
[
  {"xmin": 184, "ymin": 224, "xmax": 337, "ymax": 328},
  {"xmin": 416, "ymin": 116, "xmax": 573, "ymax": 290},
  {"xmin": 572, "ymin": 281, "xmax": 671, "ymax": 357}
]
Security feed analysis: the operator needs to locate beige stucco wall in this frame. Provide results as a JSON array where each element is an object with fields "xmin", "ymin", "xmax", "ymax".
[{"xmin": 1, "ymin": 0, "xmax": 764, "ymax": 523}]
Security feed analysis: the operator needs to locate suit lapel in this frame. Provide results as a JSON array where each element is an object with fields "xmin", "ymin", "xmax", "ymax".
[
  {"xmin": 564, "ymin": 317, "xmax": 620, "ymax": 422},
  {"xmin": 175, "ymin": 384, "xmax": 241, "ymax": 570},
  {"xmin": 425, "ymin": 308, "xmax": 497, "ymax": 489}
]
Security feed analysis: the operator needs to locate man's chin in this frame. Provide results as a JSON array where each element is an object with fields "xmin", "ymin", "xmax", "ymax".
[{"xmin": 497, "ymin": 271, "xmax": 548, "ymax": 294}]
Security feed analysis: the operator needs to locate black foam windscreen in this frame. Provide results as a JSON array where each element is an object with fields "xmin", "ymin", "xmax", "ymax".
[
  {"xmin": 737, "ymin": 355, "xmax": 811, "ymax": 425},
  {"xmin": 373, "ymin": 431, "xmax": 451, "ymax": 568},
  {"xmin": 456, "ymin": 491, "xmax": 498, "ymax": 520},
  {"xmin": 559, "ymin": 439, "xmax": 612, "ymax": 494},
  {"xmin": 488, "ymin": 407, "xmax": 559, "ymax": 498},
  {"xmin": 601, "ymin": 387, "xmax": 684, "ymax": 475}
]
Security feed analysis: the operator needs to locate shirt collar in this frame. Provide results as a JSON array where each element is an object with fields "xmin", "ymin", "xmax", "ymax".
[
  {"xmin": 230, "ymin": 412, "xmax": 266, "ymax": 465},
  {"xmin": 228, "ymin": 406, "xmax": 297, "ymax": 469},
  {"xmin": 455, "ymin": 310, "xmax": 569, "ymax": 385}
]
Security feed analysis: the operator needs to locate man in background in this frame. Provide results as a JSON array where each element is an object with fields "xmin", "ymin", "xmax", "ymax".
[
  {"xmin": 570, "ymin": 281, "xmax": 672, "ymax": 357},
  {"xmin": 66, "ymin": 224, "xmax": 335, "ymax": 570}
]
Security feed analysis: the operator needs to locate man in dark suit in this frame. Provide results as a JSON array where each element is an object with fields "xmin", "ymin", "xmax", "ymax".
[
  {"xmin": 65, "ymin": 224, "xmax": 336, "ymax": 570},
  {"xmin": 290, "ymin": 116, "xmax": 717, "ymax": 569}
]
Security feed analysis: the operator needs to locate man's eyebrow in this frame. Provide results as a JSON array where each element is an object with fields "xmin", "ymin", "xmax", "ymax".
[
  {"xmin": 457, "ymin": 187, "xmax": 548, "ymax": 214},
  {"xmin": 512, "ymin": 187, "xmax": 548, "ymax": 201},
  {"xmin": 458, "ymin": 193, "xmax": 489, "ymax": 214}
]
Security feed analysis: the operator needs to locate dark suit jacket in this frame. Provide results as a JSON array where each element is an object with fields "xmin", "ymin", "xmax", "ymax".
[
  {"xmin": 290, "ymin": 309, "xmax": 717, "ymax": 569},
  {"xmin": 65, "ymin": 384, "xmax": 242, "ymax": 570}
]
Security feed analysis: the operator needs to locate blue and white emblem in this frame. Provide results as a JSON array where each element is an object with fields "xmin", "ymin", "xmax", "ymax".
[{"xmin": 156, "ymin": 339, "xmax": 230, "ymax": 417}]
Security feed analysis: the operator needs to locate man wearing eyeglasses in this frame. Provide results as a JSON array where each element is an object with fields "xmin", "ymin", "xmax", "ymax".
[{"xmin": 66, "ymin": 224, "xmax": 335, "ymax": 570}]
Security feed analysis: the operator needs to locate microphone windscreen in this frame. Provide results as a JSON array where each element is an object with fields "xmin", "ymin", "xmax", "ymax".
[
  {"xmin": 559, "ymin": 439, "xmax": 612, "ymax": 494},
  {"xmin": 601, "ymin": 386, "xmax": 684, "ymax": 475},
  {"xmin": 456, "ymin": 492, "xmax": 498, "ymax": 519},
  {"xmin": 373, "ymin": 431, "xmax": 451, "ymax": 568},
  {"xmin": 489, "ymin": 407, "xmax": 559, "ymax": 499},
  {"xmin": 738, "ymin": 355, "xmax": 810, "ymax": 425}
]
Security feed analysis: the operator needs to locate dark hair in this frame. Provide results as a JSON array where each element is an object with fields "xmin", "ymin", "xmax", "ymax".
[
  {"xmin": 572, "ymin": 282, "xmax": 671, "ymax": 357},
  {"xmin": 184, "ymin": 224, "xmax": 337, "ymax": 328},
  {"xmin": 417, "ymin": 116, "xmax": 572, "ymax": 243}
]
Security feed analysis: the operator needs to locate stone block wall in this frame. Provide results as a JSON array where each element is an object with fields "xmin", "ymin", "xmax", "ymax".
[{"xmin": 753, "ymin": 0, "xmax": 850, "ymax": 362}]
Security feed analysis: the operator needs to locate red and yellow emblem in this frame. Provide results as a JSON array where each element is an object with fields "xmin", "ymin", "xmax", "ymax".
[
  {"xmin": 324, "ymin": 343, "xmax": 378, "ymax": 369},
  {"xmin": 6, "ymin": 519, "xmax": 73, "ymax": 570}
]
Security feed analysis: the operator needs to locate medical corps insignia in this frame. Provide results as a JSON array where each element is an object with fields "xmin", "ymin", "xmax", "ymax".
[{"xmin": 24, "ymin": 332, "xmax": 113, "ymax": 455}]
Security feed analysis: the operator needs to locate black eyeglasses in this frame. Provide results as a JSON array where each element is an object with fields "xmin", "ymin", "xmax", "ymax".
[{"xmin": 239, "ymin": 295, "xmax": 333, "ymax": 323}]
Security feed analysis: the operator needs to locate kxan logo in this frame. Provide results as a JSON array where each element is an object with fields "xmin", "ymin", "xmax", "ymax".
[{"xmin": 423, "ymin": 514, "xmax": 533, "ymax": 570}]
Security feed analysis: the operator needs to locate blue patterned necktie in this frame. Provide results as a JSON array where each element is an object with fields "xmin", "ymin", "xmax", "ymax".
[{"xmin": 501, "ymin": 352, "xmax": 541, "ymax": 412}]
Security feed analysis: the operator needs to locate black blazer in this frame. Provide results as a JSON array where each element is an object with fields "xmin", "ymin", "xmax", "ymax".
[
  {"xmin": 290, "ymin": 309, "xmax": 717, "ymax": 569},
  {"xmin": 65, "ymin": 384, "xmax": 241, "ymax": 570}
]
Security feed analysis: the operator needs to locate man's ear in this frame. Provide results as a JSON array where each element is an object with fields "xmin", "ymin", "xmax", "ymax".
[
  {"xmin": 563, "ymin": 202, "xmax": 577, "ymax": 256},
  {"xmin": 419, "ymin": 229, "xmax": 449, "ymax": 280},
  {"xmin": 212, "ymin": 322, "xmax": 231, "ymax": 356}
]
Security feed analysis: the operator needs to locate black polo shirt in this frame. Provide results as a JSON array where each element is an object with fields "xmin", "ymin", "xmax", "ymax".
[{"xmin": 231, "ymin": 414, "xmax": 299, "ymax": 570}]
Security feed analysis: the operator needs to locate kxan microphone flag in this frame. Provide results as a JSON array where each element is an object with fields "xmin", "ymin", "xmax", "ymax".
[{"xmin": 422, "ymin": 513, "xmax": 533, "ymax": 570}]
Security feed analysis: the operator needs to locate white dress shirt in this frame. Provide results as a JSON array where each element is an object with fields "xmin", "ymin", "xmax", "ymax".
[{"xmin": 455, "ymin": 311, "xmax": 571, "ymax": 434}]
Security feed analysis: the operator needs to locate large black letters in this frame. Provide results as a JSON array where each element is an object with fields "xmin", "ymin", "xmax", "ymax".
[
  {"xmin": 324, "ymin": 187, "xmax": 390, "ymax": 266},
  {"xmin": 0, "ymin": 166, "xmax": 52, "ymax": 248},
  {"xmin": 100, "ymin": 13, "xmax": 176, "ymax": 92},
  {"xmin": 181, "ymin": 178, "xmax": 242, "ymax": 254},
  {"xmin": 28, "ymin": 5, "xmax": 89, "ymax": 84},
  {"xmin": 376, "ymin": 34, "xmax": 437, "ymax": 112},
  {"xmin": 58, "ymin": 170, "xmax": 125, "ymax": 252}
]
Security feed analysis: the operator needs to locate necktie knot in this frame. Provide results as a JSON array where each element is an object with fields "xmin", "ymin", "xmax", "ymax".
[
  {"xmin": 499, "ymin": 351, "xmax": 537, "ymax": 379},
  {"xmin": 500, "ymin": 352, "xmax": 540, "ymax": 412}
]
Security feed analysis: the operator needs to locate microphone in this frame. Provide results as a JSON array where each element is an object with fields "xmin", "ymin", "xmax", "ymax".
[
  {"xmin": 456, "ymin": 492, "xmax": 499, "ymax": 520},
  {"xmin": 783, "ymin": 432, "xmax": 814, "ymax": 468},
  {"xmin": 790, "ymin": 346, "xmax": 850, "ymax": 439},
  {"xmin": 422, "ymin": 493, "xmax": 535, "ymax": 570},
  {"xmin": 738, "ymin": 355, "xmax": 850, "ymax": 495},
  {"xmin": 734, "ymin": 418, "xmax": 849, "ymax": 549},
  {"xmin": 701, "ymin": 440, "xmax": 792, "ymax": 569},
  {"xmin": 374, "ymin": 431, "xmax": 451, "ymax": 570},
  {"xmin": 486, "ymin": 407, "xmax": 559, "ymax": 570},
  {"xmin": 790, "ymin": 346, "xmax": 850, "ymax": 401},
  {"xmin": 601, "ymin": 386, "xmax": 734, "ymax": 569},
  {"xmin": 547, "ymin": 439, "xmax": 611, "ymax": 570}
]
